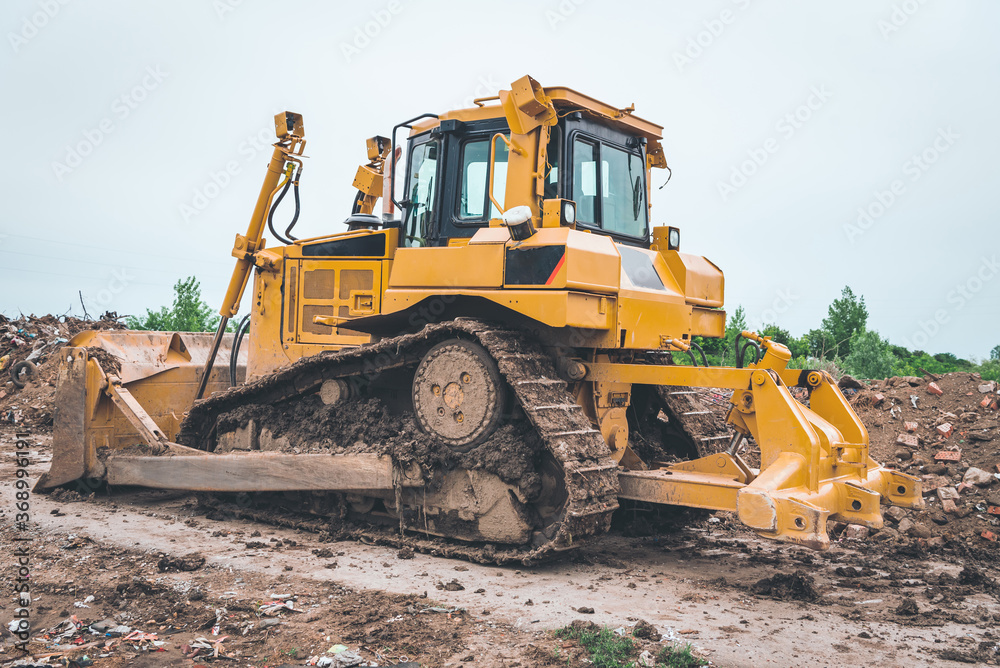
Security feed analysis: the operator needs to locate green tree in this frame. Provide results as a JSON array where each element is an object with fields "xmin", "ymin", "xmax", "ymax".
[
  {"xmin": 760, "ymin": 323, "xmax": 791, "ymax": 345},
  {"xmin": 126, "ymin": 277, "xmax": 221, "ymax": 332},
  {"xmin": 759, "ymin": 324, "xmax": 815, "ymax": 360},
  {"xmin": 821, "ymin": 286, "xmax": 868, "ymax": 358},
  {"xmin": 991, "ymin": 345, "xmax": 1000, "ymax": 361},
  {"xmin": 721, "ymin": 305, "xmax": 748, "ymax": 365},
  {"xmin": 843, "ymin": 329, "xmax": 895, "ymax": 379},
  {"xmin": 786, "ymin": 335, "xmax": 810, "ymax": 360},
  {"xmin": 691, "ymin": 307, "xmax": 749, "ymax": 366},
  {"xmin": 804, "ymin": 327, "xmax": 838, "ymax": 359}
]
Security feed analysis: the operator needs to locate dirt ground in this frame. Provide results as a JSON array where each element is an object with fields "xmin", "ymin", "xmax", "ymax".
[{"xmin": 3, "ymin": 429, "xmax": 999, "ymax": 667}]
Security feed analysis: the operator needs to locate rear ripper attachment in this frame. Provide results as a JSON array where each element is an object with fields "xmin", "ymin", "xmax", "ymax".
[{"xmin": 595, "ymin": 332, "xmax": 924, "ymax": 550}]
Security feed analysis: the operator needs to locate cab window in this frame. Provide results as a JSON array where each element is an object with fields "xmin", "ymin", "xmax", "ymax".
[
  {"xmin": 571, "ymin": 137, "xmax": 647, "ymax": 239},
  {"xmin": 403, "ymin": 139, "xmax": 439, "ymax": 246},
  {"xmin": 457, "ymin": 138, "xmax": 507, "ymax": 221}
]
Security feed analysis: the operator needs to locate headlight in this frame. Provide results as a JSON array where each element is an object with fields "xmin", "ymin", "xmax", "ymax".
[
  {"xmin": 668, "ymin": 227, "xmax": 680, "ymax": 250},
  {"xmin": 563, "ymin": 201, "xmax": 576, "ymax": 225}
]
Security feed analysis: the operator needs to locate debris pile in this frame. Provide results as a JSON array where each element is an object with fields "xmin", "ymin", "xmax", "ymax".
[
  {"xmin": 0, "ymin": 313, "xmax": 123, "ymax": 427},
  {"xmin": 846, "ymin": 372, "xmax": 1000, "ymax": 550}
]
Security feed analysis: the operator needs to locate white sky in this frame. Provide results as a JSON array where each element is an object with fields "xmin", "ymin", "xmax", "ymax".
[{"xmin": 2, "ymin": 0, "xmax": 998, "ymax": 359}]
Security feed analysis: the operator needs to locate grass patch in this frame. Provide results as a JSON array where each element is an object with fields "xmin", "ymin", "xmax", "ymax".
[
  {"xmin": 657, "ymin": 643, "xmax": 708, "ymax": 668},
  {"xmin": 555, "ymin": 623, "xmax": 635, "ymax": 668},
  {"xmin": 554, "ymin": 622, "xmax": 708, "ymax": 667}
]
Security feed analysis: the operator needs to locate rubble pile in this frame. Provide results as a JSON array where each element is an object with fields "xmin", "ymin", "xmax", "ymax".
[
  {"xmin": 0, "ymin": 313, "xmax": 123, "ymax": 427},
  {"xmin": 846, "ymin": 372, "xmax": 1000, "ymax": 550}
]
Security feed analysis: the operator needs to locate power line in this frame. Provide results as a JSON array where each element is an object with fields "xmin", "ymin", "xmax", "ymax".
[
  {"xmin": 0, "ymin": 264, "xmax": 188, "ymax": 289},
  {"xmin": 1, "ymin": 232, "xmax": 233, "ymax": 268},
  {"xmin": 0, "ymin": 249, "xmax": 231, "ymax": 278}
]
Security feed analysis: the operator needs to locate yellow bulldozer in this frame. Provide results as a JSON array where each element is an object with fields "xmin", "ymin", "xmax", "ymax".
[{"xmin": 37, "ymin": 76, "xmax": 922, "ymax": 559}]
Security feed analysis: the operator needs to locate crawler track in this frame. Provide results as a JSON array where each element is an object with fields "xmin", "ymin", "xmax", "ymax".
[{"xmin": 178, "ymin": 320, "xmax": 621, "ymax": 562}]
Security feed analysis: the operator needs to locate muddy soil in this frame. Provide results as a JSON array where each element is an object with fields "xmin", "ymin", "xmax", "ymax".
[
  {"xmin": 5, "ymin": 429, "xmax": 1000, "ymax": 667},
  {"xmin": 215, "ymin": 396, "xmax": 546, "ymax": 499}
]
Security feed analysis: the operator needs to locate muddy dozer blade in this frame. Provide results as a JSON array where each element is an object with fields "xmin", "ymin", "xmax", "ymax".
[{"xmin": 35, "ymin": 330, "xmax": 245, "ymax": 490}]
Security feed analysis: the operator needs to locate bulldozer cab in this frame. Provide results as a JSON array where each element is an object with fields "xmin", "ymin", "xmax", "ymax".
[{"xmin": 398, "ymin": 114, "xmax": 649, "ymax": 248}]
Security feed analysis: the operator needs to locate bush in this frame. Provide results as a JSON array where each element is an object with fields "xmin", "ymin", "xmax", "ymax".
[
  {"xmin": 788, "ymin": 355, "xmax": 844, "ymax": 380},
  {"xmin": 843, "ymin": 329, "xmax": 895, "ymax": 379},
  {"xmin": 979, "ymin": 360, "xmax": 1000, "ymax": 382}
]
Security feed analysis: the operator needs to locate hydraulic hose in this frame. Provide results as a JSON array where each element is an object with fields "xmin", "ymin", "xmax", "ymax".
[
  {"xmin": 229, "ymin": 314, "xmax": 251, "ymax": 387},
  {"xmin": 267, "ymin": 178, "xmax": 294, "ymax": 245},
  {"xmin": 736, "ymin": 338, "xmax": 761, "ymax": 368},
  {"xmin": 690, "ymin": 341, "xmax": 708, "ymax": 367},
  {"xmin": 283, "ymin": 167, "xmax": 302, "ymax": 241}
]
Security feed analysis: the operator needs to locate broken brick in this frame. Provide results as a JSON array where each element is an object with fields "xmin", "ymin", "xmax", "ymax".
[
  {"xmin": 981, "ymin": 397, "xmax": 993, "ymax": 408},
  {"xmin": 933, "ymin": 449, "xmax": 960, "ymax": 461},
  {"xmin": 981, "ymin": 531, "xmax": 997, "ymax": 542},
  {"xmin": 904, "ymin": 421, "xmax": 919, "ymax": 433},
  {"xmin": 956, "ymin": 482, "xmax": 974, "ymax": 495},
  {"xmin": 935, "ymin": 423, "xmax": 954, "ymax": 439},
  {"xmin": 873, "ymin": 393, "xmax": 885, "ymax": 406},
  {"xmin": 941, "ymin": 498, "xmax": 958, "ymax": 514},
  {"xmin": 927, "ymin": 381, "xmax": 943, "ymax": 395},
  {"xmin": 896, "ymin": 433, "xmax": 919, "ymax": 447},
  {"xmin": 844, "ymin": 524, "xmax": 869, "ymax": 540},
  {"xmin": 920, "ymin": 474, "xmax": 949, "ymax": 493},
  {"xmin": 936, "ymin": 487, "xmax": 959, "ymax": 501},
  {"xmin": 988, "ymin": 506, "xmax": 1000, "ymax": 516}
]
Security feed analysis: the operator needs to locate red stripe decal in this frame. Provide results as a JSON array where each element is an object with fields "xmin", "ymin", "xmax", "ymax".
[{"xmin": 545, "ymin": 252, "xmax": 566, "ymax": 285}]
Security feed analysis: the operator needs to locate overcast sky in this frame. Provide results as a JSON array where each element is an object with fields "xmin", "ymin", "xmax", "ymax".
[{"xmin": 2, "ymin": 0, "xmax": 997, "ymax": 359}]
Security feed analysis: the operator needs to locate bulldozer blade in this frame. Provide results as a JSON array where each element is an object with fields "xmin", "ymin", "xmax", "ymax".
[
  {"xmin": 36, "ymin": 330, "xmax": 245, "ymax": 491},
  {"xmin": 34, "ymin": 347, "xmax": 89, "ymax": 490},
  {"xmin": 104, "ymin": 452, "xmax": 423, "ymax": 492}
]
